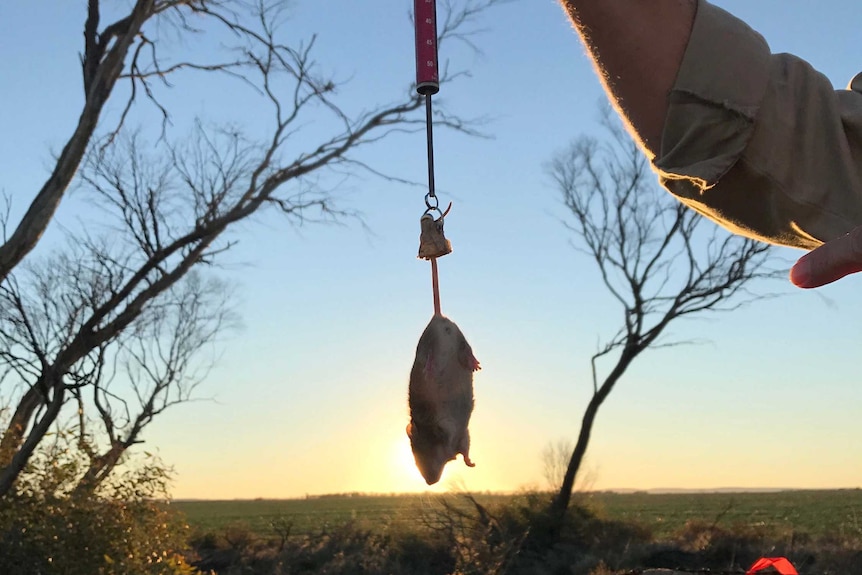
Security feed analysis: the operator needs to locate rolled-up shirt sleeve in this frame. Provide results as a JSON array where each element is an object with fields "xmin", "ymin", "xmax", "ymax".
[{"xmin": 653, "ymin": 0, "xmax": 862, "ymax": 250}]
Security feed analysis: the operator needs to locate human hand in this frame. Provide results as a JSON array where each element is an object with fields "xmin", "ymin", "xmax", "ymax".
[{"xmin": 790, "ymin": 227, "xmax": 862, "ymax": 288}]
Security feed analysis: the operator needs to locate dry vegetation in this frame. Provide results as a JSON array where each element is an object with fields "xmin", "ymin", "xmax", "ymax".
[
  {"xmin": 174, "ymin": 490, "xmax": 862, "ymax": 575},
  {"xmin": 2, "ymin": 479, "xmax": 860, "ymax": 574}
]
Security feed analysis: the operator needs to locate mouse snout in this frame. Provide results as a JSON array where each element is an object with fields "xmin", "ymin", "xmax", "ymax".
[
  {"xmin": 415, "ymin": 456, "xmax": 444, "ymax": 485},
  {"xmin": 414, "ymin": 443, "xmax": 455, "ymax": 485}
]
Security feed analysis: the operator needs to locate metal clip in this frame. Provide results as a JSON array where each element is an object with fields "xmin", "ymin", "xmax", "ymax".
[{"xmin": 417, "ymin": 210, "xmax": 452, "ymax": 260}]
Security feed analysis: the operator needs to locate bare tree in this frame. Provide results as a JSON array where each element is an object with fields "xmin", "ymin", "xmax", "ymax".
[
  {"xmin": 0, "ymin": 0, "xmax": 499, "ymax": 497},
  {"xmin": 71, "ymin": 270, "xmax": 233, "ymax": 495},
  {"xmin": 0, "ymin": 234, "xmax": 232, "ymax": 495},
  {"xmin": 541, "ymin": 439, "xmax": 573, "ymax": 492},
  {"xmin": 547, "ymin": 113, "xmax": 783, "ymax": 518},
  {"xmin": 541, "ymin": 438, "xmax": 596, "ymax": 493}
]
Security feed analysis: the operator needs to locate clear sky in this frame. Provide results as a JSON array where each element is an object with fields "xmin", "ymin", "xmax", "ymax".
[{"xmin": 2, "ymin": 1, "xmax": 862, "ymax": 499}]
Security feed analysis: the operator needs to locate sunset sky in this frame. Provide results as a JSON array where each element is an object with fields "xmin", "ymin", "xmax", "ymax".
[{"xmin": 2, "ymin": 1, "xmax": 862, "ymax": 499}]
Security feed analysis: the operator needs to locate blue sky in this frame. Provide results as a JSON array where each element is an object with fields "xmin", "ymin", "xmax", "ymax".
[{"xmin": 1, "ymin": 1, "xmax": 861, "ymax": 498}]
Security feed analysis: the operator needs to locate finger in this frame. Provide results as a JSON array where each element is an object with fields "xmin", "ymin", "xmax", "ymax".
[{"xmin": 790, "ymin": 227, "xmax": 862, "ymax": 288}]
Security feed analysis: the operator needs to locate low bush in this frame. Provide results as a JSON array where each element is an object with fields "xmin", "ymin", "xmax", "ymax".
[{"xmin": 0, "ymin": 432, "xmax": 194, "ymax": 575}]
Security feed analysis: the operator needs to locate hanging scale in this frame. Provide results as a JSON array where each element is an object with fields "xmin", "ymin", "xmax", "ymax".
[
  {"xmin": 405, "ymin": 0, "xmax": 482, "ymax": 486},
  {"xmin": 414, "ymin": 0, "xmax": 452, "ymax": 316}
]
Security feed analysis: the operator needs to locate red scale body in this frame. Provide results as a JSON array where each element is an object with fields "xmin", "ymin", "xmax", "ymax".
[{"xmin": 414, "ymin": 0, "xmax": 440, "ymax": 95}]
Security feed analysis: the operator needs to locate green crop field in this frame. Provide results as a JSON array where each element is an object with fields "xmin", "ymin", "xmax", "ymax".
[
  {"xmin": 172, "ymin": 493, "xmax": 516, "ymax": 538},
  {"xmin": 173, "ymin": 489, "xmax": 862, "ymax": 542},
  {"xmin": 582, "ymin": 489, "xmax": 862, "ymax": 539}
]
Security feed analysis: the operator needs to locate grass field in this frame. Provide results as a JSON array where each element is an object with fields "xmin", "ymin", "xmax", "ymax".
[
  {"xmin": 173, "ymin": 489, "xmax": 862, "ymax": 542},
  {"xmin": 173, "ymin": 493, "xmax": 516, "ymax": 538},
  {"xmin": 584, "ymin": 489, "xmax": 862, "ymax": 539}
]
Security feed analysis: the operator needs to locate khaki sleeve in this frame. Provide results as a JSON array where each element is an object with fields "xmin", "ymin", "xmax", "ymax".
[{"xmin": 653, "ymin": 0, "xmax": 862, "ymax": 250}]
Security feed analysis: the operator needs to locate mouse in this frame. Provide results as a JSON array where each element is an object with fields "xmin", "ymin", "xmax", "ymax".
[{"xmin": 406, "ymin": 314, "xmax": 481, "ymax": 485}]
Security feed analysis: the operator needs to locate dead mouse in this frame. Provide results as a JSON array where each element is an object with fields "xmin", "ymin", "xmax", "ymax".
[{"xmin": 407, "ymin": 314, "xmax": 481, "ymax": 485}]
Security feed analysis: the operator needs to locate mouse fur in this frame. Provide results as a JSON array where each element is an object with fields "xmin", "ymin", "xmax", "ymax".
[{"xmin": 407, "ymin": 315, "xmax": 481, "ymax": 485}]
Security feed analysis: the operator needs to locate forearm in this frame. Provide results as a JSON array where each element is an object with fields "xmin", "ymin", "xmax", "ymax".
[{"xmin": 558, "ymin": 0, "xmax": 696, "ymax": 156}]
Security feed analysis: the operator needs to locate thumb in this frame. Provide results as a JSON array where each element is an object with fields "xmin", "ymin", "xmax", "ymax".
[{"xmin": 790, "ymin": 227, "xmax": 862, "ymax": 288}]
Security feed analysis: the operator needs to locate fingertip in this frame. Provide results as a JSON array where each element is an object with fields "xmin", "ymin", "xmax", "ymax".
[
  {"xmin": 789, "ymin": 255, "xmax": 814, "ymax": 288},
  {"xmin": 791, "ymin": 228, "xmax": 862, "ymax": 288}
]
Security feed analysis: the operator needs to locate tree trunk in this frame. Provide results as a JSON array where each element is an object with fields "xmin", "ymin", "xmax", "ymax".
[
  {"xmin": 550, "ymin": 346, "xmax": 638, "ymax": 519},
  {"xmin": 0, "ymin": 377, "xmax": 65, "ymax": 497},
  {"xmin": 552, "ymin": 389, "xmax": 601, "ymax": 517},
  {"xmin": 0, "ymin": 384, "xmax": 44, "ymax": 467},
  {"xmin": 74, "ymin": 442, "xmax": 126, "ymax": 495},
  {"xmin": 0, "ymin": 2, "xmax": 151, "ymax": 284}
]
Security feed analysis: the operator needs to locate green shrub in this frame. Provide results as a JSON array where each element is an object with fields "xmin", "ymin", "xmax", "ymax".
[
  {"xmin": 0, "ymin": 431, "xmax": 195, "ymax": 575},
  {"xmin": 0, "ymin": 494, "xmax": 195, "ymax": 575}
]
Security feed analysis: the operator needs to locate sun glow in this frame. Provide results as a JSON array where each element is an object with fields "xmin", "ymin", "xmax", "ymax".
[
  {"xmin": 352, "ymin": 434, "xmax": 454, "ymax": 495},
  {"xmin": 394, "ymin": 435, "xmax": 426, "ymax": 488}
]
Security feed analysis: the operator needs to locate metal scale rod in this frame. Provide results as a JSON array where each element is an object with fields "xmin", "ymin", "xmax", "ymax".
[
  {"xmin": 414, "ymin": 0, "xmax": 440, "ymax": 205},
  {"xmin": 414, "ymin": 0, "xmax": 445, "ymax": 316}
]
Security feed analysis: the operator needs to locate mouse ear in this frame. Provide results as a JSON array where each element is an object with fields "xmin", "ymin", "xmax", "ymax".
[
  {"xmin": 458, "ymin": 338, "xmax": 481, "ymax": 372},
  {"xmin": 406, "ymin": 422, "xmax": 414, "ymax": 439}
]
